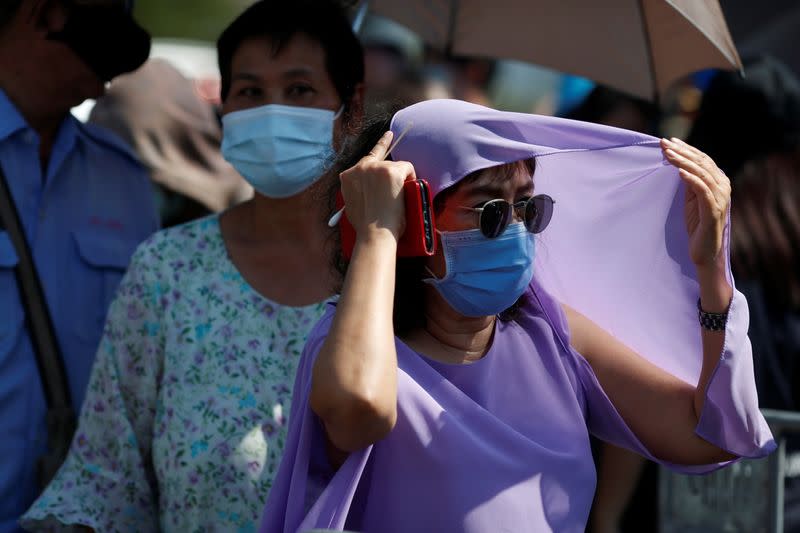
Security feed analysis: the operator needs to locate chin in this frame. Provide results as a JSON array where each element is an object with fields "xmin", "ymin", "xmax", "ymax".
[{"xmin": 83, "ymin": 78, "xmax": 106, "ymax": 100}]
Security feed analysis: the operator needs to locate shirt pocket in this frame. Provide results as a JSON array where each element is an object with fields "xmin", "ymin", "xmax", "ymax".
[
  {"xmin": 69, "ymin": 229, "xmax": 137, "ymax": 345},
  {"xmin": 0, "ymin": 231, "xmax": 24, "ymax": 352}
]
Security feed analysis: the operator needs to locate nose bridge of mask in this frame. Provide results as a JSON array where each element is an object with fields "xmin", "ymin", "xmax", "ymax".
[
  {"xmin": 223, "ymin": 104, "xmax": 336, "ymax": 143},
  {"xmin": 436, "ymin": 222, "xmax": 534, "ymax": 279}
]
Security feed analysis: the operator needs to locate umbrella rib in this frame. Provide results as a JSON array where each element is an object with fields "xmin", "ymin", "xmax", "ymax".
[
  {"xmin": 637, "ymin": 0, "xmax": 658, "ymax": 101},
  {"xmin": 446, "ymin": 0, "xmax": 459, "ymax": 56}
]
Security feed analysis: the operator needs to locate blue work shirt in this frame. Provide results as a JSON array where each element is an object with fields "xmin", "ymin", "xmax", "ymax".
[{"xmin": 0, "ymin": 90, "xmax": 158, "ymax": 532}]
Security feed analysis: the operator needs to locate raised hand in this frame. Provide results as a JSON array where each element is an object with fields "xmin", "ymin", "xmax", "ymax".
[
  {"xmin": 661, "ymin": 137, "xmax": 731, "ymax": 269},
  {"xmin": 339, "ymin": 130, "xmax": 417, "ymax": 241}
]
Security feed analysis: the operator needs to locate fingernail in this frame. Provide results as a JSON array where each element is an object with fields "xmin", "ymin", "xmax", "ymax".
[{"xmin": 670, "ymin": 137, "xmax": 682, "ymax": 143}]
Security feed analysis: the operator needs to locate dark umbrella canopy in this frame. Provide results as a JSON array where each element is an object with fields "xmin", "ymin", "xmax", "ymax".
[{"xmin": 367, "ymin": 0, "xmax": 742, "ymax": 101}]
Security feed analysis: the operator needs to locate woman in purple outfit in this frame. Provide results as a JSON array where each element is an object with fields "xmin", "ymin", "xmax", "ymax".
[{"xmin": 261, "ymin": 99, "xmax": 776, "ymax": 533}]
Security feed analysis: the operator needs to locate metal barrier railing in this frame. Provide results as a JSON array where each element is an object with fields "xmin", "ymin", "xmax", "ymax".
[{"xmin": 660, "ymin": 409, "xmax": 800, "ymax": 533}]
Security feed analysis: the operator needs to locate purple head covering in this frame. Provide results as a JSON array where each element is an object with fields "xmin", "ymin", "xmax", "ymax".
[
  {"xmin": 389, "ymin": 98, "xmax": 652, "ymax": 197},
  {"xmin": 261, "ymin": 100, "xmax": 775, "ymax": 533},
  {"xmin": 388, "ymin": 98, "xmax": 762, "ymax": 393}
]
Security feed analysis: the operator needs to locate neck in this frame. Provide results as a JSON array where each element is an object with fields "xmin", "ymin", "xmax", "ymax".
[
  {"xmin": 413, "ymin": 287, "xmax": 496, "ymax": 363},
  {"xmin": 0, "ymin": 52, "xmax": 65, "ymax": 158},
  {"xmin": 233, "ymin": 176, "xmax": 332, "ymax": 246}
]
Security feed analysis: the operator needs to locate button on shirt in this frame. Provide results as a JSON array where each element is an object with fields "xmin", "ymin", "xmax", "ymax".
[{"xmin": 0, "ymin": 90, "xmax": 158, "ymax": 532}]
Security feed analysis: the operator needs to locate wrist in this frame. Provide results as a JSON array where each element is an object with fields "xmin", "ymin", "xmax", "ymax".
[
  {"xmin": 355, "ymin": 225, "xmax": 399, "ymax": 250},
  {"xmin": 695, "ymin": 262, "xmax": 732, "ymax": 314}
]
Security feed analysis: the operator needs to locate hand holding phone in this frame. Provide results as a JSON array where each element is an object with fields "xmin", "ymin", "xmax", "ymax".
[{"xmin": 336, "ymin": 179, "xmax": 436, "ymax": 259}]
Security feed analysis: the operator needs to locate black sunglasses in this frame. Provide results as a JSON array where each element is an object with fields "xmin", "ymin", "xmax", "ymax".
[{"xmin": 461, "ymin": 194, "xmax": 555, "ymax": 239}]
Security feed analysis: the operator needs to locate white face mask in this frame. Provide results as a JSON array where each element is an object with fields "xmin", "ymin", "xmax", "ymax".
[{"xmin": 221, "ymin": 103, "xmax": 343, "ymax": 198}]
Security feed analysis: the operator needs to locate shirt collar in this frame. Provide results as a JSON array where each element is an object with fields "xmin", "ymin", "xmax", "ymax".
[
  {"xmin": 47, "ymin": 114, "xmax": 79, "ymax": 179},
  {"xmin": 0, "ymin": 88, "xmax": 80, "ymax": 180},
  {"xmin": 0, "ymin": 89, "xmax": 28, "ymax": 142}
]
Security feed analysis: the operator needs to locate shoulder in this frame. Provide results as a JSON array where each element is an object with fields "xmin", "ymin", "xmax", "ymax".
[
  {"xmin": 75, "ymin": 120, "xmax": 145, "ymax": 172},
  {"xmin": 304, "ymin": 303, "xmax": 338, "ymax": 352},
  {"xmin": 561, "ymin": 304, "xmax": 590, "ymax": 355},
  {"xmin": 129, "ymin": 215, "xmax": 223, "ymax": 277}
]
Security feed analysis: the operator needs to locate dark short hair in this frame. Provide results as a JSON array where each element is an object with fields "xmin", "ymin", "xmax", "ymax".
[
  {"xmin": 329, "ymin": 111, "xmax": 535, "ymax": 335},
  {"xmin": 217, "ymin": 0, "xmax": 364, "ymax": 110},
  {"xmin": 0, "ymin": 0, "xmax": 23, "ymax": 31}
]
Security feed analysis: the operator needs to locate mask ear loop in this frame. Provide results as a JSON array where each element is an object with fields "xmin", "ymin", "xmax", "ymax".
[{"xmin": 423, "ymin": 266, "xmax": 440, "ymax": 281}]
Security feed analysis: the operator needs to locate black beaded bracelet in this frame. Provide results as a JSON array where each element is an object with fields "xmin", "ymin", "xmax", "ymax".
[{"xmin": 697, "ymin": 299, "xmax": 729, "ymax": 331}]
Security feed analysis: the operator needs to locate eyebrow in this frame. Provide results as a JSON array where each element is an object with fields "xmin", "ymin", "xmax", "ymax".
[
  {"xmin": 230, "ymin": 67, "xmax": 316, "ymax": 84},
  {"xmin": 230, "ymin": 72, "xmax": 262, "ymax": 84},
  {"xmin": 462, "ymin": 182, "xmax": 534, "ymax": 200}
]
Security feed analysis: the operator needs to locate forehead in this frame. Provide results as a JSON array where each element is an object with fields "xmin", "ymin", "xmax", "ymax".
[{"xmin": 230, "ymin": 33, "xmax": 327, "ymax": 75}]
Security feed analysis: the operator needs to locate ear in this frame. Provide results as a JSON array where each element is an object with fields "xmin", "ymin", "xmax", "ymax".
[
  {"xmin": 343, "ymin": 82, "xmax": 365, "ymax": 135},
  {"xmin": 28, "ymin": 0, "xmax": 67, "ymax": 34}
]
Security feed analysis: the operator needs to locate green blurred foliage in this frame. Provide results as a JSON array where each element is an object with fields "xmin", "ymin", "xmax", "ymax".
[{"xmin": 133, "ymin": 0, "xmax": 252, "ymax": 42}]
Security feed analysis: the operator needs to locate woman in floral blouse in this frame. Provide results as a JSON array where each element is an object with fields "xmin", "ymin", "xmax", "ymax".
[{"xmin": 21, "ymin": 1, "xmax": 364, "ymax": 531}]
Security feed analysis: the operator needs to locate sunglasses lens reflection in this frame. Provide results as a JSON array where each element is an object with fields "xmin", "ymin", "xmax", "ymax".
[
  {"xmin": 480, "ymin": 200, "xmax": 511, "ymax": 238},
  {"xmin": 526, "ymin": 195, "xmax": 554, "ymax": 234}
]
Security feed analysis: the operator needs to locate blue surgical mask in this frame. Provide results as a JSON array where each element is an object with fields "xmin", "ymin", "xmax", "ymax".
[
  {"xmin": 425, "ymin": 222, "xmax": 535, "ymax": 317},
  {"xmin": 221, "ymin": 103, "xmax": 342, "ymax": 198}
]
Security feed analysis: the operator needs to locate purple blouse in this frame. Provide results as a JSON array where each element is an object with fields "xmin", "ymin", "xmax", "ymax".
[{"xmin": 259, "ymin": 100, "xmax": 776, "ymax": 532}]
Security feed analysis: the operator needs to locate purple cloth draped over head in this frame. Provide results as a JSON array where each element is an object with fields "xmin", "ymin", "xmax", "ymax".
[
  {"xmin": 261, "ymin": 99, "xmax": 775, "ymax": 533},
  {"xmin": 388, "ymin": 98, "xmax": 762, "ymax": 398}
]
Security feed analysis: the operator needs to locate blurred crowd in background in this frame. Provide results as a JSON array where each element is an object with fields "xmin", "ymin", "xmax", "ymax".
[
  {"xmin": 3, "ymin": 0, "xmax": 797, "ymax": 531},
  {"xmin": 80, "ymin": 4, "xmax": 800, "ymax": 529},
  {"xmin": 85, "ymin": 0, "xmax": 800, "ymax": 221}
]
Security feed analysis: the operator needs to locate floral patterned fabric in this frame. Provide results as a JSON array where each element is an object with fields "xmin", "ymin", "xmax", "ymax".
[{"xmin": 20, "ymin": 215, "xmax": 329, "ymax": 533}]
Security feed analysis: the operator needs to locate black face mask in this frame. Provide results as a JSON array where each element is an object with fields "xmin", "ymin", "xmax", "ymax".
[{"xmin": 47, "ymin": 1, "xmax": 151, "ymax": 82}]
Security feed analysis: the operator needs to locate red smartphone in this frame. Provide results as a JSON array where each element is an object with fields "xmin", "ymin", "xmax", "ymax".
[{"xmin": 337, "ymin": 179, "xmax": 437, "ymax": 259}]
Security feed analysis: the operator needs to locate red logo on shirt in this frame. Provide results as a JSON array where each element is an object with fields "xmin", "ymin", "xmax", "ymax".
[{"xmin": 88, "ymin": 216, "xmax": 124, "ymax": 231}]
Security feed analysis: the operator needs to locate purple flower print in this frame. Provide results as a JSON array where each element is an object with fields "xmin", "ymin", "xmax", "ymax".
[
  {"xmin": 17, "ymin": 220, "xmax": 333, "ymax": 530},
  {"xmin": 218, "ymin": 442, "xmax": 231, "ymax": 459},
  {"xmin": 127, "ymin": 304, "xmax": 144, "ymax": 320}
]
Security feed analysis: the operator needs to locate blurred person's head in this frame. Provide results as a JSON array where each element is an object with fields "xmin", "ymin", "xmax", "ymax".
[
  {"xmin": 0, "ymin": 0, "xmax": 149, "ymax": 123},
  {"xmin": 359, "ymin": 15, "xmax": 422, "ymax": 93},
  {"xmin": 687, "ymin": 56, "xmax": 800, "ymax": 177},
  {"xmin": 419, "ymin": 54, "xmax": 497, "ymax": 107},
  {"xmin": 215, "ymin": 0, "xmax": 364, "ymax": 201},
  {"xmin": 562, "ymin": 85, "xmax": 660, "ymax": 135},
  {"xmin": 217, "ymin": 0, "xmax": 364, "ymax": 132},
  {"xmin": 729, "ymin": 149, "xmax": 800, "ymax": 310},
  {"xmin": 89, "ymin": 59, "xmax": 252, "ymax": 228}
]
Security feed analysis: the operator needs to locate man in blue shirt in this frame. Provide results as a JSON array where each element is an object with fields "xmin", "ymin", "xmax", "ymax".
[{"xmin": 0, "ymin": 1, "xmax": 158, "ymax": 530}]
